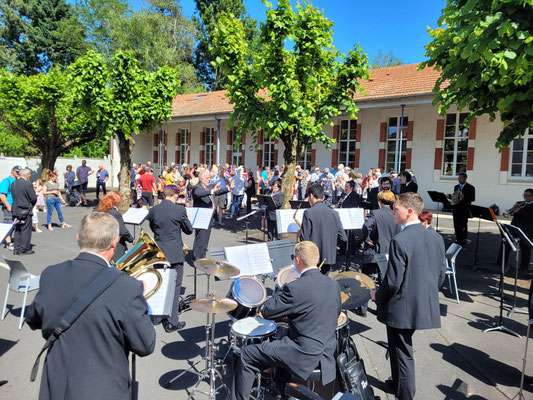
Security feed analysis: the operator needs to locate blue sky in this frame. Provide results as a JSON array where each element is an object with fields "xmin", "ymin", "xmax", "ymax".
[{"xmin": 130, "ymin": 0, "xmax": 446, "ymax": 64}]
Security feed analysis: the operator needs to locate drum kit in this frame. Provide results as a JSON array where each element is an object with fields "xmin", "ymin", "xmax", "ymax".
[{"xmin": 168, "ymin": 257, "xmax": 375, "ymax": 400}]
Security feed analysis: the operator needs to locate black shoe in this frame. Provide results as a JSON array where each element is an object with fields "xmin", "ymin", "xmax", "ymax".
[
  {"xmin": 355, "ymin": 307, "xmax": 367, "ymax": 318},
  {"xmin": 18, "ymin": 250, "xmax": 35, "ymax": 255},
  {"xmin": 163, "ymin": 321, "xmax": 186, "ymax": 333},
  {"xmin": 0, "ymin": 380, "xmax": 7, "ymax": 387},
  {"xmin": 383, "ymin": 378, "xmax": 396, "ymax": 393}
]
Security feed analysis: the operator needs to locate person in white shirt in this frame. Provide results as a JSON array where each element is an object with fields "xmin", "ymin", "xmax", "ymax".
[{"xmin": 230, "ymin": 167, "xmax": 247, "ymax": 218}]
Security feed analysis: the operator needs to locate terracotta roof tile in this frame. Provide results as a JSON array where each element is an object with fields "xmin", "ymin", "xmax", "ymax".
[{"xmin": 170, "ymin": 64, "xmax": 443, "ymax": 118}]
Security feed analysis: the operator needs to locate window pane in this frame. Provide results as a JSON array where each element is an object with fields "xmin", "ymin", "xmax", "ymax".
[
  {"xmin": 341, "ymin": 120, "xmax": 348, "ymax": 140},
  {"xmin": 457, "ymin": 138, "xmax": 468, "ymax": 152},
  {"xmin": 511, "ymin": 164, "xmax": 522, "ymax": 176},
  {"xmin": 386, "ymin": 152, "xmax": 396, "ymax": 164},
  {"xmin": 528, "ymin": 138, "xmax": 533, "ymax": 151},
  {"xmin": 512, "ymin": 151, "xmax": 523, "ymax": 163},
  {"xmin": 387, "ymin": 141, "xmax": 396, "ymax": 152},
  {"xmin": 444, "ymin": 139, "xmax": 455, "ymax": 151},
  {"xmin": 526, "ymin": 164, "xmax": 533, "ymax": 177},
  {"xmin": 459, "ymin": 113, "xmax": 469, "ymax": 125},
  {"xmin": 349, "ymin": 142, "xmax": 355, "ymax": 152},
  {"xmin": 446, "ymin": 113, "xmax": 456, "ymax": 126},
  {"xmin": 340, "ymin": 142, "xmax": 347, "ymax": 153},
  {"xmin": 458, "ymin": 126, "xmax": 469, "ymax": 138},
  {"xmin": 513, "ymin": 139, "xmax": 524, "ymax": 151},
  {"xmin": 445, "ymin": 124, "xmax": 456, "ymax": 138},
  {"xmin": 442, "ymin": 153, "xmax": 454, "ymax": 175},
  {"xmin": 527, "ymin": 151, "xmax": 533, "ymax": 164},
  {"xmin": 349, "ymin": 122, "xmax": 357, "ymax": 139}
]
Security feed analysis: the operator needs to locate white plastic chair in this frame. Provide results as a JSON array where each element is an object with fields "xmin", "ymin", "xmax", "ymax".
[
  {"xmin": 445, "ymin": 243, "xmax": 462, "ymax": 304},
  {"xmin": 1, "ymin": 256, "xmax": 40, "ymax": 329}
]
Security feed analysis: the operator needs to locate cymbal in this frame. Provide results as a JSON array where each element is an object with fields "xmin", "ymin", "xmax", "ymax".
[
  {"xmin": 190, "ymin": 297, "xmax": 238, "ymax": 314},
  {"xmin": 193, "ymin": 258, "xmax": 240, "ymax": 278},
  {"xmin": 335, "ymin": 278, "xmax": 371, "ymax": 309},
  {"xmin": 331, "ymin": 271, "xmax": 375, "ymax": 290}
]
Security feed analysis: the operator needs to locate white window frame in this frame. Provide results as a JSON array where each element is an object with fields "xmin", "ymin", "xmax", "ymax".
[
  {"xmin": 298, "ymin": 143, "xmax": 312, "ymax": 171},
  {"xmin": 263, "ymin": 137, "xmax": 275, "ymax": 168},
  {"xmin": 231, "ymin": 131, "xmax": 242, "ymax": 166},
  {"xmin": 205, "ymin": 127, "xmax": 215, "ymax": 166},
  {"xmin": 442, "ymin": 112, "xmax": 469, "ymax": 177},
  {"xmin": 385, "ymin": 116, "xmax": 408, "ymax": 173},
  {"xmin": 509, "ymin": 126, "xmax": 533, "ymax": 179},
  {"xmin": 338, "ymin": 119, "xmax": 357, "ymax": 167},
  {"xmin": 179, "ymin": 128, "xmax": 189, "ymax": 165}
]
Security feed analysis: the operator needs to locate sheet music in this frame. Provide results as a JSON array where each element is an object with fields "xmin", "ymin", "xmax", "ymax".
[
  {"xmin": 122, "ymin": 208, "xmax": 149, "ymax": 225},
  {"xmin": 147, "ymin": 267, "xmax": 175, "ymax": 316},
  {"xmin": 0, "ymin": 223, "xmax": 14, "ymax": 244},
  {"xmin": 276, "ymin": 209, "xmax": 306, "ymax": 234},
  {"xmin": 186, "ymin": 207, "xmax": 214, "ymax": 230},
  {"xmin": 335, "ymin": 208, "xmax": 365, "ymax": 230},
  {"xmin": 224, "ymin": 243, "xmax": 274, "ymax": 277}
]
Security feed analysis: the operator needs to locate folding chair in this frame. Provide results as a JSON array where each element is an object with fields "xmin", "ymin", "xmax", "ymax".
[
  {"xmin": 445, "ymin": 243, "xmax": 462, "ymax": 304},
  {"xmin": 1, "ymin": 256, "xmax": 40, "ymax": 329}
]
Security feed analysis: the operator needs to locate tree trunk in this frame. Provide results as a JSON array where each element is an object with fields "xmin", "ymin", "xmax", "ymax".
[
  {"xmin": 117, "ymin": 133, "xmax": 135, "ymax": 212},
  {"xmin": 280, "ymin": 133, "xmax": 300, "ymax": 209},
  {"xmin": 40, "ymin": 147, "xmax": 60, "ymax": 181}
]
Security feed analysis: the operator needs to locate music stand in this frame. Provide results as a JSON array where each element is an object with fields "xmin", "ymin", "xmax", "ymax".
[
  {"xmin": 236, "ymin": 209, "xmax": 261, "ymax": 244},
  {"xmin": 483, "ymin": 217, "xmax": 521, "ymax": 338},
  {"xmin": 427, "ymin": 191, "xmax": 451, "ymax": 232},
  {"xmin": 122, "ymin": 208, "xmax": 149, "ymax": 239},
  {"xmin": 503, "ymin": 224, "xmax": 533, "ymax": 318},
  {"xmin": 335, "ymin": 208, "xmax": 365, "ymax": 271},
  {"xmin": 468, "ymin": 205, "xmax": 495, "ymax": 269},
  {"xmin": 256, "ymin": 195, "xmax": 269, "ymax": 241},
  {"xmin": 289, "ymin": 200, "xmax": 310, "ymax": 209}
]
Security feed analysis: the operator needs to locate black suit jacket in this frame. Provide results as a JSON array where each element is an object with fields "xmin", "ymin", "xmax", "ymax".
[
  {"xmin": 367, "ymin": 187, "xmax": 379, "ymax": 210},
  {"xmin": 453, "ymin": 182, "xmax": 475, "ymax": 212},
  {"xmin": 148, "ymin": 199, "xmax": 193, "ymax": 264},
  {"xmin": 192, "ymin": 183, "xmax": 229, "ymax": 209},
  {"xmin": 267, "ymin": 190, "xmax": 284, "ymax": 220},
  {"xmin": 341, "ymin": 191, "xmax": 361, "ymax": 208},
  {"xmin": 375, "ymin": 223, "xmax": 446, "ymax": 330},
  {"xmin": 262, "ymin": 268, "xmax": 341, "ymax": 384},
  {"xmin": 512, "ymin": 202, "xmax": 533, "ymax": 238},
  {"xmin": 11, "ymin": 178, "xmax": 37, "ymax": 219},
  {"xmin": 107, "ymin": 208, "xmax": 134, "ymax": 262},
  {"xmin": 400, "ymin": 180, "xmax": 418, "ymax": 194},
  {"xmin": 26, "ymin": 253, "xmax": 155, "ymax": 400},
  {"xmin": 362, "ymin": 207, "xmax": 401, "ymax": 256},
  {"xmin": 300, "ymin": 201, "xmax": 346, "ymax": 265}
]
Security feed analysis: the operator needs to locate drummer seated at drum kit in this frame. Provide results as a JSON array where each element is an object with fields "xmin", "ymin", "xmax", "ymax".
[{"xmin": 231, "ymin": 241, "xmax": 342, "ymax": 400}]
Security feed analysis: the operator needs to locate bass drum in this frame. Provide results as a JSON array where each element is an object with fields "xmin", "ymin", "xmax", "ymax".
[
  {"xmin": 275, "ymin": 265, "xmax": 301, "ymax": 290},
  {"xmin": 227, "ymin": 276, "xmax": 267, "ymax": 320}
]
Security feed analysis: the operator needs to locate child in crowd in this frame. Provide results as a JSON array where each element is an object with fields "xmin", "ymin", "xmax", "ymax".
[{"xmin": 34, "ymin": 179, "xmax": 46, "ymax": 212}]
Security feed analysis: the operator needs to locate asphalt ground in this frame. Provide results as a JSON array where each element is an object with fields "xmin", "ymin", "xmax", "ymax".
[{"xmin": 0, "ymin": 195, "xmax": 532, "ymax": 400}]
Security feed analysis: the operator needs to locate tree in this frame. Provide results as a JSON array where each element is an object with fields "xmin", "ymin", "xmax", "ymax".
[
  {"xmin": 212, "ymin": 0, "xmax": 369, "ymax": 207},
  {"xmin": 0, "ymin": 67, "xmax": 101, "ymax": 179},
  {"xmin": 370, "ymin": 50, "xmax": 403, "ymax": 69},
  {"xmin": 0, "ymin": 122, "xmax": 38, "ymax": 157},
  {"xmin": 421, "ymin": 0, "xmax": 533, "ymax": 148},
  {"xmin": 69, "ymin": 51, "xmax": 180, "ymax": 208},
  {"xmin": 0, "ymin": 0, "xmax": 87, "ymax": 75},
  {"xmin": 194, "ymin": 0, "xmax": 258, "ymax": 90}
]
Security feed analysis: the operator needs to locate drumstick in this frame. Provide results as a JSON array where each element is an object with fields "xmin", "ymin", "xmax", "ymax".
[{"xmin": 318, "ymin": 258, "xmax": 326, "ymax": 271}]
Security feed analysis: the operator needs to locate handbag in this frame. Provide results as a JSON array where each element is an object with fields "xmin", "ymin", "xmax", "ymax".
[
  {"xmin": 30, "ymin": 267, "xmax": 123, "ymax": 381},
  {"xmin": 336, "ymin": 336, "xmax": 376, "ymax": 400}
]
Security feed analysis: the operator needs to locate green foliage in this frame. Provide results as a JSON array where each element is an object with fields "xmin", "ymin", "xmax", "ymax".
[
  {"xmin": 62, "ymin": 136, "xmax": 109, "ymax": 158},
  {"xmin": 194, "ymin": 0, "xmax": 258, "ymax": 90},
  {"xmin": 0, "ymin": 66, "xmax": 102, "ymax": 176},
  {"xmin": 421, "ymin": 0, "xmax": 533, "ymax": 149},
  {"xmin": 370, "ymin": 50, "xmax": 403, "ymax": 69},
  {"xmin": 0, "ymin": 0, "xmax": 87, "ymax": 74},
  {"xmin": 0, "ymin": 122, "xmax": 37, "ymax": 157}
]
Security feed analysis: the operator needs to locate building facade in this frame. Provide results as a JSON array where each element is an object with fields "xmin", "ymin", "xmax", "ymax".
[{"xmin": 126, "ymin": 64, "xmax": 532, "ymax": 211}]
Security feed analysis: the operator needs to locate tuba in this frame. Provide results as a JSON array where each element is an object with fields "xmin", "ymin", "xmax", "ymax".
[{"xmin": 115, "ymin": 229, "xmax": 167, "ymax": 299}]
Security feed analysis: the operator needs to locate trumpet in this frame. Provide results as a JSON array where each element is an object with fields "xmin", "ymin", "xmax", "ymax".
[
  {"xmin": 446, "ymin": 190, "xmax": 461, "ymax": 205},
  {"xmin": 503, "ymin": 201, "xmax": 526, "ymax": 218}
]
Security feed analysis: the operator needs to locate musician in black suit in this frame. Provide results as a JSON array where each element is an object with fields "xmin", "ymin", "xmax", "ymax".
[
  {"xmin": 399, "ymin": 171, "xmax": 418, "ymax": 194},
  {"xmin": 510, "ymin": 188, "xmax": 533, "ymax": 273},
  {"xmin": 371, "ymin": 192, "xmax": 446, "ymax": 400},
  {"xmin": 11, "ymin": 168, "xmax": 37, "ymax": 255},
  {"xmin": 231, "ymin": 241, "xmax": 341, "ymax": 400},
  {"xmin": 300, "ymin": 183, "xmax": 346, "ymax": 274},
  {"xmin": 97, "ymin": 192, "xmax": 134, "ymax": 262},
  {"xmin": 452, "ymin": 172, "xmax": 475, "ymax": 245},
  {"xmin": 367, "ymin": 176, "xmax": 392, "ymax": 210},
  {"xmin": 358, "ymin": 190, "xmax": 400, "ymax": 316},
  {"xmin": 266, "ymin": 179, "xmax": 284, "ymax": 241},
  {"xmin": 148, "ymin": 187, "xmax": 193, "ymax": 332},
  {"xmin": 191, "ymin": 171, "xmax": 232, "ymax": 259},
  {"xmin": 26, "ymin": 212, "xmax": 155, "ymax": 400},
  {"xmin": 339, "ymin": 180, "xmax": 361, "ymax": 208}
]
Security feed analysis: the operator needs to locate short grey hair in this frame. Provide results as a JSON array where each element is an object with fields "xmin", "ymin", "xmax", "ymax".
[
  {"xmin": 19, "ymin": 168, "xmax": 31, "ymax": 177},
  {"xmin": 78, "ymin": 212, "xmax": 119, "ymax": 253}
]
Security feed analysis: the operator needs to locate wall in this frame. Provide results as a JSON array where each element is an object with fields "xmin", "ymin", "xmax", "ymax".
[{"xmin": 0, "ymin": 155, "xmax": 118, "ymax": 188}]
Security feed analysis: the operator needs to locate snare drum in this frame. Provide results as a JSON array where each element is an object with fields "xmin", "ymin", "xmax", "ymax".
[
  {"xmin": 275, "ymin": 265, "xmax": 300, "ymax": 290},
  {"xmin": 227, "ymin": 276, "xmax": 267, "ymax": 320},
  {"xmin": 230, "ymin": 317, "xmax": 277, "ymax": 353},
  {"xmin": 335, "ymin": 312, "xmax": 350, "ymax": 357}
]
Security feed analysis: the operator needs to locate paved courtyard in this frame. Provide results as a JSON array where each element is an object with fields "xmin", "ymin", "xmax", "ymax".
[{"xmin": 0, "ymin": 197, "xmax": 532, "ymax": 400}]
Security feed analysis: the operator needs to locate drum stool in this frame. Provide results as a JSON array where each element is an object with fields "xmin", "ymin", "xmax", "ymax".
[{"xmin": 290, "ymin": 367, "xmax": 338, "ymax": 399}]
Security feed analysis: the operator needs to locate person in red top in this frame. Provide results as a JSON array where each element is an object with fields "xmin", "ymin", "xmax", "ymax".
[{"xmin": 138, "ymin": 166, "xmax": 156, "ymax": 208}]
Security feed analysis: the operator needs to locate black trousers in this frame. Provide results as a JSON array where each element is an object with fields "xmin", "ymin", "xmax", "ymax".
[
  {"xmin": 193, "ymin": 225, "xmax": 212, "ymax": 260},
  {"xmin": 231, "ymin": 341, "xmax": 291, "ymax": 400},
  {"xmin": 387, "ymin": 326, "xmax": 416, "ymax": 400},
  {"xmin": 14, "ymin": 217, "xmax": 32, "ymax": 253},
  {"xmin": 96, "ymin": 181, "xmax": 107, "ymax": 198},
  {"xmin": 267, "ymin": 218, "xmax": 280, "ymax": 241},
  {"xmin": 453, "ymin": 208, "xmax": 469, "ymax": 245},
  {"xmin": 246, "ymin": 193, "xmax": 253, "ymax": 215}
]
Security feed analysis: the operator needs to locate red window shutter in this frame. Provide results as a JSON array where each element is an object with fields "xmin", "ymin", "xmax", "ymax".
[
  {"xmin": 333, "ymin": 125, "xmax": 340, "ymax": 142},
  {"xmin": 274, "ymin": 149, "xmax": 279, "ymax": 165},
  {"xmin": 175, "ymin": 150, "xmax": 180, "ymax": 164},
  {"xmin": 356, "ymin": 123, "xmax": 362, "ymax": 142},
  {"xmin": 187, "ymin": 131, "xmax": 191, "ymax": 146},
  {"xmin": 200, "ymin": 130, "xmax": 206, "ymax": 146},
  {"xmin": 153, "ymin": 133, "xmax": 159, "ymax": 146},
  {"xmin": 176, "ymin": 132, "xmax": 181, "ymax": 146},
  {"xmin": 405, "ymin": 148, "xmax": 412, "ymax": 169},
  {"xmin": 227, "ymin": 130, "xmax": 233, "ymax": 145},
  {"xmin": 257, "ymin": 129, "xmax": 264, "ymax": 145},
  {"xmin": 212, "ymin": 149, "xmax": 216, "ymax": 166},
  {"xmin": 200, "ymin": 150, "xmax": 205, "ymax": 164},
  {"xmin": 354, "ymin": 149, "xmax": 360, "ymax": 168},
  {"xmin": 379, "ymin": 123, "xmax": 387, "ymax": 142},
  {"xmin": 406, "ymin": 121, "xmax": 414, "ymax": 141},
  {"xmin": 500, "ymin": 147, "xmax": 510, "ymax": 171},
  {"xmin": 242, "ymin": 133, "xmax": 246, "ymax": 145},
  {"xmin": 311, "ymin": 149, "xmax": 316, "ymax": 167},
  {"xmin": 331, "ymin": 149, "xmax": 338, "ymax": 167},
  {"xmin": 241, "ymin": 149, "xmax": 246, "ymax": 165},
  {"xmin": 163, "ymin": 150, "xmax": 167, "ymax": 164},
  {"xmin": 434, "ymin": 148, "xmax": 442, "ymax": 170},
  {"xmin": 153, "ymin": 150, "xmax": 159, "ymax": 163},
  {"xmin": 467, "ymin": 148, "xmax": 475, "ymax": 170},
  {"xmin": 469, "ymin": 118, "xmax": 477, "ymax": 139},
  {"xmin": 187, "ymin": 150, "xmax": 190, "ymax": 164},
  {"xmin": 436, "ymin": 119, "xmax": 444, "ymax": 140},
  {"xmin": 256, "ymin": 150, "xmax": 263, "ymax": 167},
  {"xmin": 164, "ymin": 132, "xmax": 168, "ymax": 145},
  {"xmin": 226, "ymin": 150, "xmax": 232, "ymax": 164},
  {"xmin": 378, "ymin": 149, "xmax": 385, "ymax": 167}
]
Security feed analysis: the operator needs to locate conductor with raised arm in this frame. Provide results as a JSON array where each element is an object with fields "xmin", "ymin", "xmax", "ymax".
[
  {"xmin": 300, "ymin": 183, "xmax": 346, "ymax": 274},
  {"xmin": 372, "ymin": 192, "xmax": 446, "ymax": 400},
  {"xmin": 192, "ymin": 171, "xmax": 233, "ymax": 260},
  {"xmin": 148, "ymin": 187, "xmax": 193, "ymax": 332}
]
